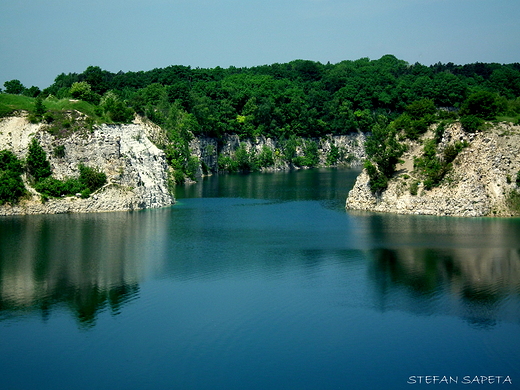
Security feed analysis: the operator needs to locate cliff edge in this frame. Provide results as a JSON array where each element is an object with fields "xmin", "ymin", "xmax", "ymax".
[
  {"xmin": 0, "ymin": 114, "xmax": 174, "ymax": 215},
  {"xmin": 346, "ymin": 122, "xmax": 520, "ymax": 217}
]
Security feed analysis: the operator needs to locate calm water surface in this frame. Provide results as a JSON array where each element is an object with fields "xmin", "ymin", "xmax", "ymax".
[{"xmin": 1, "ymin": 168, "xmax": 519, "ymax": 390}]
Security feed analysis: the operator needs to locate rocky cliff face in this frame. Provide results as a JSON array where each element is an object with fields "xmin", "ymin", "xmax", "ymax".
[
  {"xmin": 0, "ymin": 115, "xmax": 174, "ymax": 215},
  {"xmin": 189, "ymin": 132, "xmax": 367, "ymax": 173},
  {"xmin": 346, "ymin": 122, "xmax": 520, "ymax": 217}
]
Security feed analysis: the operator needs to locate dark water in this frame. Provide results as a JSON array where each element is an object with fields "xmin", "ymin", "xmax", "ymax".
[{"xmin": 1, "ymin": 168, "xmax": 519, "ymax": 390}]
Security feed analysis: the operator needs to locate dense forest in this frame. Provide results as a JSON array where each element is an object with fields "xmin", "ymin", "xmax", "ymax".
[
  {"xmin": 3, "ymin": 55, "xmax": 520, "ymax": 137},
  {"xmin": 2, "ymin": 55, "xmax": 520, "ymax": 189}
]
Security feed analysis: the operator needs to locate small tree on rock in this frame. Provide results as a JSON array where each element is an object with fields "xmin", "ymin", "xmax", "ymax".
[{"xmin": 26, "ymin": 138, "xmax": 52, "ymax": 182}]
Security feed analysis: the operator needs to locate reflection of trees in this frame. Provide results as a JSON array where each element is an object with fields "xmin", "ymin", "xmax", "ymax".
[
  {"xmin": 0, "ymin": 210, "xmax": 168, "ymax": 327},
  {"xmin": 368, "ymin": 247, "xmax": 520, "ymax": 328},
  {"xmin": 178, "ymin": 168, "xmax": 360, "ymax": 204}
]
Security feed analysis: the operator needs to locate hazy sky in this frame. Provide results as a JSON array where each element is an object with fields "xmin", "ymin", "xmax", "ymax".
[{"xmin": 2, "ymin": 0, "xmax": 520, "ymax": 88}]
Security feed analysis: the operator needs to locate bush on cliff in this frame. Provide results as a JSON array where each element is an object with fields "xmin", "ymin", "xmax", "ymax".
[
  {"xmin": 26, "ymin": 138, "xmax": 52, "ymax": 182},
  {"xmin": 34, "ymin": 165, "xmax": 106, "ymax": 199},
  {"xmin": 0, "ymin": 150, "xmax": 26, "ymax": 204},
  {"xmin": 78, "ymin": 164, "xmax": 107, "ymax": 193},
  {"xmin": 364, "ymin": 122, "xmax": 405, "ymax": 193}
]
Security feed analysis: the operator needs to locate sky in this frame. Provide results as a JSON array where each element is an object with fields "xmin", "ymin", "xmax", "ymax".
[{"xmin": 1, "ymin": 0, "xmax": 520, "ymax": 89}]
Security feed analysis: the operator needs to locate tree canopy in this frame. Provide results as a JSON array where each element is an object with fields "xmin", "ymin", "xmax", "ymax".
[{"xmin": 25, "ymin": 55, "xmax": 518, "ymax": 140}]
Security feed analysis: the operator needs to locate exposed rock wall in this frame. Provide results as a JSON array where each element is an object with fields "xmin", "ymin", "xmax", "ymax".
[
  {"xmin": 189, "ymin": 132, "xmax": 367, "ymax": 173},
  {"xmin": 346, "ymin": 123, "xmax": 520, "ymax": 217},
  {"xmin": 0, "ymin": 115, "xmax": 174, "ymax": 215}
]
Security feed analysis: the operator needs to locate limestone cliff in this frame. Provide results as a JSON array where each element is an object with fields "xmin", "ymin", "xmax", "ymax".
[
  {"xmin": 0, "ymin": 114, "xmax": 174, "ymax": 215},
  {"xmin": 189, "ymin": 132, "xmax": 367, "ymax": 174},
  {"xmin": 346, "ymin": 122, "xmax": 520, "ymax": 217}
]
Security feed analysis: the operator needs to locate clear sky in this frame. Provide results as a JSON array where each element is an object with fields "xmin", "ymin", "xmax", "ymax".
[{"xmin": 2, "ymin": 0, "xmax": 520, "ymax": 89}]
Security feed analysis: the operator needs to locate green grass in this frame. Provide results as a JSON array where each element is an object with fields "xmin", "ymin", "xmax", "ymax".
[
  {"xmin": 0, "ymin": 93, "xmax": 102, "ymax": 121},
  {"xmin": 0, "ymin": 94, "xmax": 35, "ymax": 117},
  {"xmin": 496, "ymin": 115, "xmax": 520, "ymax": 125}
]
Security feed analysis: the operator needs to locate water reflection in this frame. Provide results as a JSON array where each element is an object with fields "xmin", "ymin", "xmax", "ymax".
[
  {"xmin": 0, "ymin": 210, "xmax": 169, "ymax": 326},
  {"xmin": 177, "ymin": 168, "xmax": 361, "ymax": 208},
  {"xmin": 1, "ymin": 168, "xmax": 519, "ymax": 331},
  {"xmin": 362, "ymin": 213, "xmax": 520, "ymax": 328}
]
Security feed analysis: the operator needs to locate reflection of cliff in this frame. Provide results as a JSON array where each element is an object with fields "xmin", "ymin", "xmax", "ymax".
[
  {"xmin": 179, "ymin": 168, "xmax": 361, "ymax": 204},
  {"xmin": 368, "ymin": 247, "xmax": 520, "ymax": 327},
  {"xmin": 357, "ymin": 213, "xmax": 520, "ymax": 327},
  {"xmin": 0, "ymin": 210, "xmax": 169, "ymax": 327}
]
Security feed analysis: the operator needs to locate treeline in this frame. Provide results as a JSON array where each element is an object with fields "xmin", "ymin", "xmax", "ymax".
[
  {"xmin": 3, "ymin": 55, "xmax": 520, "ymax": 184},
  {"xmin": 4, "ymin": 55, "xmax": 520, "ymax": 139}
]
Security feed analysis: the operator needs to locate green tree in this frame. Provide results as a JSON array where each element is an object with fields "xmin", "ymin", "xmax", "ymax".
[
  {"xmin": 26, "ymin": 138, "xmax": 52, "ymax": 182},
  {"xmin": 461, "ymin": 91, "xmax": 500, "ymax": 120},
  {"xmin": 405, "ymin": 99, "xmax": 436, "ymax": 120},
  {"xmin": 364, "ymin": 123, "xmax": 406, "ymax": 193},
  {"xmin": 0, "ymin": 150, "xmax": 26, "ymax": 204},
  {"xmin": 23, "ymin": 86, "xmax": 41, "ymax": 98},
  {"xmin": 78, "ymin": 164, "xmax": 107, "ymax": 192},
  {"xmin": 3, "ymin": 79, "xmax": 26, "ymax": 95},
  {"xmin": 70, "ymin": 81, "xmax": 100, "ymax": 105},
  {"xmin": 100, "ymin": 91, "xmax": 134, "ymax": 123},
  {"xmin": 34, "ymin": 97, "xmax": 46, "ymax": 118}
]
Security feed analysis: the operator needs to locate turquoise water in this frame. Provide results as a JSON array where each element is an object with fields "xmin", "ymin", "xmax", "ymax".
[{"xmin": 0, "ymin": 168, "xmax": 519, "ymax": 389}]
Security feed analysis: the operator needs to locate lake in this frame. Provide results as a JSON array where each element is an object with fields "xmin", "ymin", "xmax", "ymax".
[{"xmin": 1, "ymin": 168, "xmax": 519, "ymax": 390}]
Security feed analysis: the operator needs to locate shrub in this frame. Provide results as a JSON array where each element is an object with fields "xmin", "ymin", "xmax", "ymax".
[
  {"xmin": 326, "ymin": 143, "xmax": 341, "ymax": 166},
  {"xmin": 0, "ymin": 150, "xmax": 26, "ymax": 204},
  {"xmin": 235, "ymin": 143, "xmax": 252, "ymax": 171},
  {"xmin": 302, "ymin": 140, "xmax": 319, "ymax": 167},
  {"xmin": 443, "ymin": 141, "xmax": 468, "ymax": 164},
  {"xmin": 409, "ymin": 181, "xmax": 419, "ymax": 196},
  {"xmin": 101, "ymin": 91, "xmax": 134, "ymax": 123},
  {"xmin": 257, "ymin": 145, "xmax": 275, "ymax": 168},
  {"xmin": 78, "ymin": 164, "xmax": 107, "ymax": 192},
  {"xmin": 516, "ymin": 170, "xmax": 520, "ymax": 187},
  {"xmin": 364, "ymin": 123, "xmax": 405, "ymax": 193},
  {"xmin": 414, "ymin": 139, "xmax": 447, "ymax": 190},
  {"xmin": 26, "ymin": 138, "xmax": 52, "ymax": 182},
  {"xmin": 405, "ymin": 99, "xmax": 436, "ymax": 120},
  {"xmin": 34, "ymin": 177, "xmax": 82, "ymax": 197},
  {"xmin": 186, "ymin": 156, "xmax": 199, "ymax": 181},
  {"xmin": 506, "ymin": 190, "xmax": 520, "ymax": 215},
  {"xmin": 70, "ymin": 82, "xmax": 100, "ymax": 105},
  {"xmin": 0, "ymin": 150, "xmax": 23, "ymax": 175},
  {"xmin": 33, "ymin": 165, "xmax": 106, "ymax": 198},
  {"xmin": 460, "ymin": 115, "xmax": 484, "ymax": 133},
  {"xmin": 364, "ymin": 160, "xmax": 388, "ymax": 193},
  {"xmin": 434, "ymin": 123, "xmax": 445, "ymax": 144},
  {"xmin": 53, "ymin": 145, "xmax": 66, "ymax": 158},
  {"xmin": 461, "ymin": 91, "xmax": 500, "ymax": 120}
]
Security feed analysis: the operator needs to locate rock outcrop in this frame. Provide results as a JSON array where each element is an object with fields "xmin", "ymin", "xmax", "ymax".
[
  {"xmin": 189, "ymin": 132, "xmax": 367, "ymax": 173},
  {"xmin": 346, "ymin": 122, "xmax": 520, "ymax": 217},
  {"xmin": 0, "ymin": 115, "xmax": 174, "ymax": 215}
]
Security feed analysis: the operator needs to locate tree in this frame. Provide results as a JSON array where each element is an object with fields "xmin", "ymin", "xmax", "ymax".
[
  {"xmin": 34, "ymin": 97, "xmax": 46, "ymax": 118},
  {"xmin": 3, "ymin": 79, "xmax": 26, "ymax": 95},
  {"xmin": 70, "ymin": 81, "xmax": 100, "ymax": 105},
  {"xmin": 100, "ymin": 91, "xmax": 134, "ymax": 123},
  {"xmin": 26, "ymin": 138, "xmax": 52, "ymax": 182},
  {"xmin": 461, "ymin": 91, "xmax": 500, "ymax": 120},
  {"xmin": 405, "ymin": 99, "xmax": 436, "ymax": 120},
  {"xmin": 364, "ymin": 123, "xmax": 406, "ymax": 193},
  {"xmin": 78, "ymin": 164, "xmax": 106, "ymax": 192},
  {"xmin": 0, "ymin": 150, "xmax": 26, "ymax": 204},
  {"xmin": 23, "ymin": 86, "xmax": 41, "ymax": 97}
]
